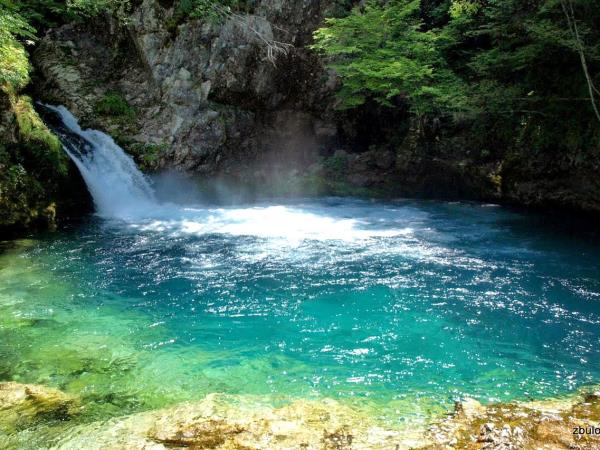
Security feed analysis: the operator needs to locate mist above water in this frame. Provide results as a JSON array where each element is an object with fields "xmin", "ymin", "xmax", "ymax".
[{"xmin": 45, "ymin": 105, "xmax": 417, "ymax": 243}]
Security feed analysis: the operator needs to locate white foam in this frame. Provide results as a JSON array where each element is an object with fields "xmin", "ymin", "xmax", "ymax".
[
  {"xmin": 174, "ymin": 206, "xmax": 407, "ymax": 240},
  {"xmin": 44, "ymin": 104, "xmax": 156, "ymax": 219},
  {"xmin": 48, "ymin": 105, "xmax": 418, "ymax": 245}
]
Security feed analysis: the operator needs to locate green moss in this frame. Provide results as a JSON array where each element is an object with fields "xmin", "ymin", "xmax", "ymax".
[
  {"xmin": 0, "ymin": 92, "xmax": 71, "ymax": 231},
  {"xmin": 95, "ymin": 91, "xmax": 136, "ymax": 120},
  {"xmin": 12, "ymin": 95, "xmax": 67, "ymax": 176},
  {"xmin": 322, "ymin": 155, "xmax": 348, "ymax": 180},
  {"xmin": 0, "ymin": 160, "xmax": 49, "ymax": 229},
  {"xmin": 165, "ymin": 15, "xmax": 184, "ymax": 37},
  {"xmin": 126, "ymin": 142, "xmax": 167, "ymax": 172}
]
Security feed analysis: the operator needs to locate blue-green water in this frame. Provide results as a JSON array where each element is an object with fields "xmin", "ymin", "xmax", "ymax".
[{"xmin": 1, "ymin": 199, "xmax": 600, "ymax": 430}]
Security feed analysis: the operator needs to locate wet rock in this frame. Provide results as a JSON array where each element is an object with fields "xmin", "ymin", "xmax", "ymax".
[
  {"xmin": 151, "ymin": 418, "xmax": 245, "ymax": 448},
  {"xmin": 0, "ymin": 382, "xmax": 78, "ymax": 433},
  {"xmin": 50, "ymin": 394, "xmax": 409, "ymax": 449},
  {"xmin": 322, "ymin": 425, "xmax": 353, "ymax": 449},
  {"xmin": 422, "ymin": 389, "xmax": 600, "ymax": 450},
  {"xmin": 342, "ymin": 149, "xmax": 398, "ymax": 189}
]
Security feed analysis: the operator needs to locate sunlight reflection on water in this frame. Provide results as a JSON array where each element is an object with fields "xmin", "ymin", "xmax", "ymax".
[{"xmin": 1, "ymin": 198, "xmax": 600, "ymax": 432}]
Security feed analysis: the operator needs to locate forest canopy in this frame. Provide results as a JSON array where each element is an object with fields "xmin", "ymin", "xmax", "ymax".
[
  {"xmin": 0, "ymin": 0, "xmax": 251, "ymax": 90},
  {"xmin": 313, "ymin": 0, "xmax": 600, "ymax": 118},
  {"xmin": 312, "ymin": 0, "xmax": 600, "ymax": 158},
  {"xmin": 2, "ymin": 0, "xmax": 599, "ymax": 158}
]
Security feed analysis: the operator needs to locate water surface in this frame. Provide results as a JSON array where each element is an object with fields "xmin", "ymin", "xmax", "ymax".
[{"xmin": 1, "ymin": 198, "xmax": 600, "ymax": 436}]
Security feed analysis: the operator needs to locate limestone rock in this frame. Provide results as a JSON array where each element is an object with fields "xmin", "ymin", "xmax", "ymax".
[
  {"xmin": 50, "ymin": 394, "xmax": 413, "ymax": 449},
  {"xmin": 422, "ymin": 390, "xmax": 600, "ymax": 450}
]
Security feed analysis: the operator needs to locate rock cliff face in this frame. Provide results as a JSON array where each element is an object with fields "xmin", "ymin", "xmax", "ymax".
[{"xmin": 33, "ymin": 0, "xmax": 340, "ymax": 191}]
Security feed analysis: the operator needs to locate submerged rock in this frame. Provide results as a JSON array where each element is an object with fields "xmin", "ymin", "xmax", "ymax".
[
  {"xmin": 0, "ymin": 382, "xmax": 78, "ymax": 434},
  {"xmin": 50, "ymin": 394, "xmax": 415, "ymax": 449}
]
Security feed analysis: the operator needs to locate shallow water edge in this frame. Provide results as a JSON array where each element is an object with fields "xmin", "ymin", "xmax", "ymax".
[
  {"xmin": 2, "ymin": 198, "xmax": 600, "ymax": 448},
  {"xmin": 1, "ymin": 380, "xmax": 599, "ymax": 449}
]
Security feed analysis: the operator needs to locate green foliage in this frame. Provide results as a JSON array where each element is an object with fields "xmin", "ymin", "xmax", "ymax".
[
  {"xmin": 0, "ymin": 38, "xmax": 30, "ymax": 91},
  {"xmin": 0, "ymin": 158, "xmax": 46, "ymax": 228},
  {"xmin": 10, "ymin": 0, "xmax": 74, "ymax": 30},
  {"xmin": 0, "ymin": 0, "xmax": 130, "ymax": 231},
  {"xmin": 127, "ymin": 142, "xmax": 167, "ymax": 171},
  {"xmin": 312, "ymin": 0, "xmax": 471, "ymax": 116},
  {"xmin": 171, "ymin": 0, "xmax": 252, "ymax": 26},
  {"xmin": 66, "ymin": 0, "xmax": 132, "ymax": 20},
  {"xmin": 95, "ymin": 91, "xmax": 136, "ymax": 119},
  {"xmin": 0, "ymin": 2, "xmax": 37, "ymax": 42},
  {"xmin": 314, "ymin": 0, "xmax": 600, "ymax": 158},
  {"xmin": 0, "ymin": 0, "xmax": 118, "ymax": 91},
  {"xmin": 0, "ymin": 2, "xmax": 36, "ymax": 90},
  {"xmin": 322, "ymin": 154, "xmax": 348, "ymax": 178},
  {"xmin": 450, "ymin": 0, "xmax": 600, "ymax": 155}
]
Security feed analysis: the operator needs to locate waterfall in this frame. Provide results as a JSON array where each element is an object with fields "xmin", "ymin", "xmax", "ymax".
[
  {"xmin": 41, "ymin": 104, "xmax": 157, "ymax": 220},
  {"xmin": 38, "ymin": 104, "xmax": 409, "ymax": 243}
]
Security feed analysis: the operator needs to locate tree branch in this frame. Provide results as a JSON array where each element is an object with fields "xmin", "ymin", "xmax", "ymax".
[
  {"xmin": 211, "ymin": 4, "xmax": 293, "ymax": 66},
  {"xmin": 561, "ymin": 0, "xmax": 600, "ymax": 123}
]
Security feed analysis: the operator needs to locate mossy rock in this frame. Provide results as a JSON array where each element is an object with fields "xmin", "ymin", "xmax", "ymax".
[
  {"xmin": 126, "ymin": 142, "xmax": 168, "ymax": 172},
  {"xmin": 95, "ymin": 91, "xmax": 136, "ymax": 122},
  {"xmin": 11, "ymin": 95, "xmax": 67, "ymax": 176},
  {"xmin": 0, "ymin": 90, "xmax": 90, "ymax": 232},
  {"xmin": 0, "ymin": 382, "xmax": 78, "ymax": 434}
]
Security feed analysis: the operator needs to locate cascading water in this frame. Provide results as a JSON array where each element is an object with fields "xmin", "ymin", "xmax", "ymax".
[
  {"xmin": 41, "ymin": 104, "xmax": 157, "ymax": 219},
  {"xmin": 38, "ymin": 104, "xmax": 413, "ymax": 241}
]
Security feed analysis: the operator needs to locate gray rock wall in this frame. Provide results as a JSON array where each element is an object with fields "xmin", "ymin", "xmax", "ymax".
[{"xmin": 34, "ymin": 0, "xmax": 339, "ymax": 180}]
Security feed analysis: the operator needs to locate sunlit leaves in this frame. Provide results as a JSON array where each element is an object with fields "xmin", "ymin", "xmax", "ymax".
[
  {"xmin": 0, "ymin": 3, "xmax": 35, "ymax": 90},
  {"xmin": 312, "ymin": 0, "xmax": 471, "ymax": 117},
  {"xmin": 0, "ymin": 39, "xmax": 30, "ymax": 90}
]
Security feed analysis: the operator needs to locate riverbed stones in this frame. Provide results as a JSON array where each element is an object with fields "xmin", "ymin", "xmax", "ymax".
[
  {"xmin": 48, "ymin": 394, "xmax": 414, "ymax": 449},
  {"xmin": 0, "ymin": 382, "xmax": 77, "ymax": 433}
]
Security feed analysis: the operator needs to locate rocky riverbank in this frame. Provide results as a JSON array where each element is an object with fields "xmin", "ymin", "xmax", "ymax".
[
  {"xmin": 1, "ymin": 380, "xmax": 599, "ymax": 449},
  {"xmin": 424, "ymin": 390, "xmax": 600, "ymax": 449}
]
